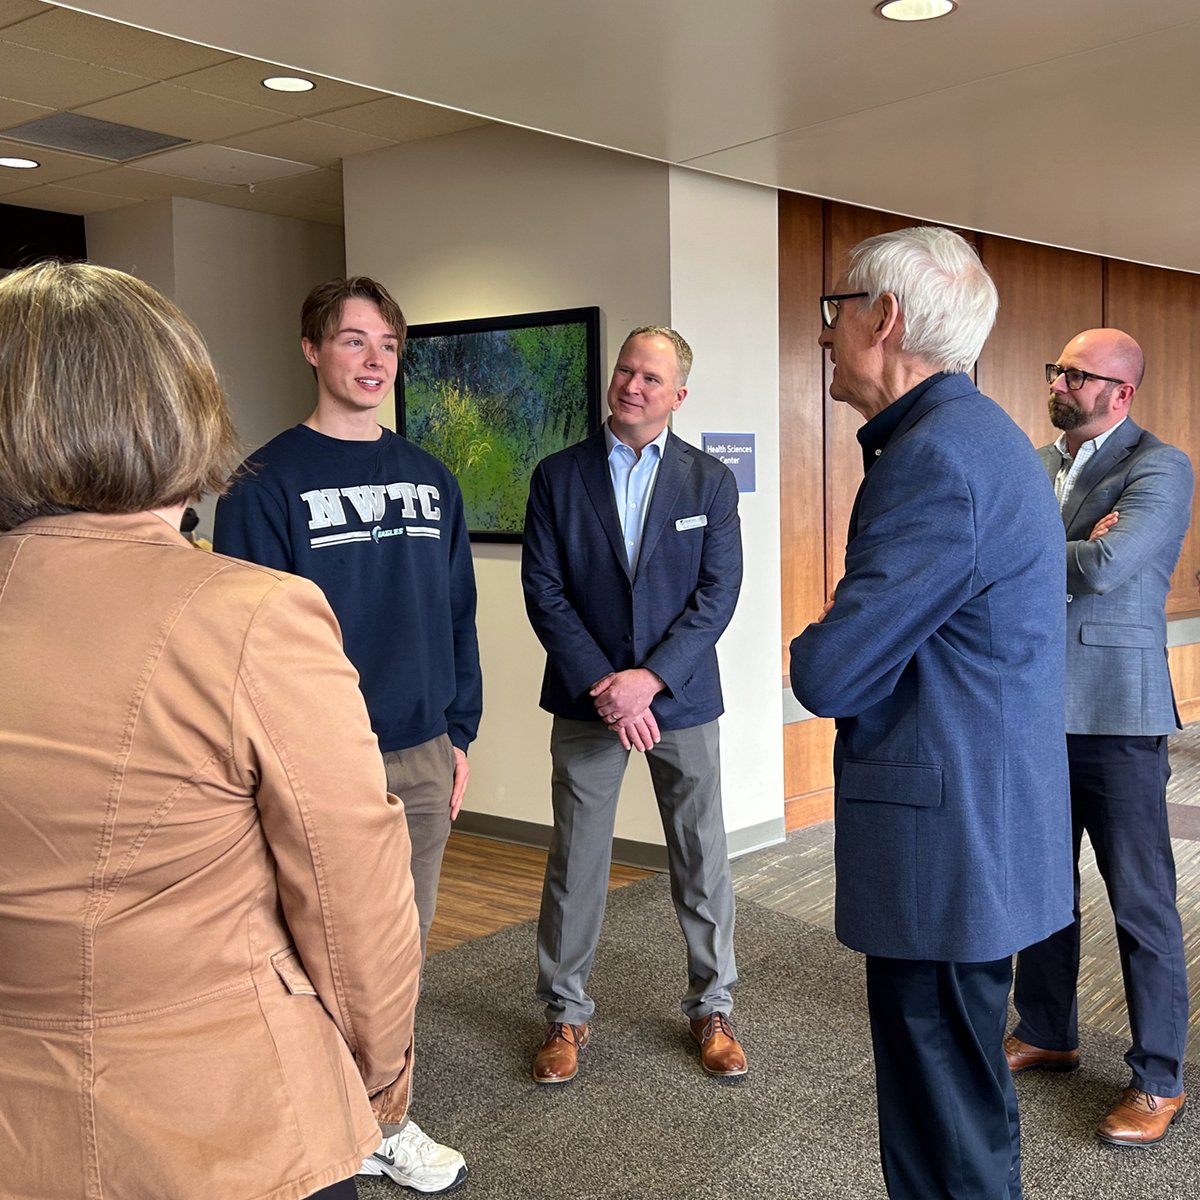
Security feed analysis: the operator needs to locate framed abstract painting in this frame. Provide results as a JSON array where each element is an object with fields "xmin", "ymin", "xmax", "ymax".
[{"xmin": 400, "ymin": 306, "xmax": 601, "ymax": 542}]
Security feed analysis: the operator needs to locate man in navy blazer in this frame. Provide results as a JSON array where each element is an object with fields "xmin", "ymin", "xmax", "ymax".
[
  {"xmin": 1006, "ymin": 329, "xmax": 1192, "ymax": 1147},
  {"xmin": 521, "ymin": 326, "xmax": 745, "ymax": 1085},
  {"xmin": 790, "ymin": 227, "xmax": 1073, "ymax": 1200}
]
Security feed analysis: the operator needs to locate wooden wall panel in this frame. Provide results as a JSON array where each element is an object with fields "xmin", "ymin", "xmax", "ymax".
[
  {"xmin": 976, "ymin": 235, "xmax": 1104, "ymax": 446},
  {"xmin": 778, "ymin": 192, "xmax": 827, "ymax": 674},
  {"xmin": 783, "ymin": 718, "xmax": 835, "ymax": 830},
  {"xmin": 1106, "ymin": 260, "xmax": 1200, "ymax": 616},
  {"xmin": 1170, "ymin": 643, "xmax": 1200, "ymax": 724}
]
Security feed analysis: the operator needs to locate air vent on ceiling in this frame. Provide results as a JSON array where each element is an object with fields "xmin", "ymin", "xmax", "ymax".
[{"xmin": 2, "ymin": 113, "xmax": 189, "ymax": 162}]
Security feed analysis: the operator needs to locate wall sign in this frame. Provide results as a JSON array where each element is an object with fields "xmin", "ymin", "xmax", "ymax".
[{"xmin": 702, "ymin": 432, "xmax": 756, "ymax": 493}]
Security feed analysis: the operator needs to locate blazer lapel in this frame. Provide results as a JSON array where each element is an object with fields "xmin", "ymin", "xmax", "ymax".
[
  {"xmin": 1058, "ymin": 419, "xmax": 1141, "ymax": 533},
  {"xmin": 576, "ymin": 430, "xmax": 632, "ymax": 580},
  {"xmin": 636, "ymin": 433, "xmax": 691, "ymax": 576},
  {"xmin": 1039, "ymin": 443, "xmax": 1062, "ymax": 486}
]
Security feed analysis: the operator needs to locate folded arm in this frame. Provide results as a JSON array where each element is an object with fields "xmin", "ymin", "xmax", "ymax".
[{"xmin": 1067, "ymin": 446, "xmax": 1193, "ymax": 595}]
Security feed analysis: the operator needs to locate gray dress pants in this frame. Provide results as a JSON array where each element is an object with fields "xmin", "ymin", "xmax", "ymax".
[{"xmin": 536, "ymin": 717, "xmax": 737, "ymax": 1024}]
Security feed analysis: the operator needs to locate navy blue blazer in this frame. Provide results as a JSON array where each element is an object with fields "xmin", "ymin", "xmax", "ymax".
[
  {"xmin": 522, "ymin": 428, "xmax": 742, "ymax": 730},
  {"xmin": 790, "ymin": 374, "xmax": 1073, "ymax": 962}
]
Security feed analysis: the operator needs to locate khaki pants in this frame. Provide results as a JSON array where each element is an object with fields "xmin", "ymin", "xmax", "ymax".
[{"xmin": 383, "ymin": 734, "xmax": 456, "ymax": 961}]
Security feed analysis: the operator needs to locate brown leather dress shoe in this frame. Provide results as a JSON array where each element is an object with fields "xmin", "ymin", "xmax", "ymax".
[
  {"xmin": 532, "ymin": 1022, "xmax": 588, "ymax": 1084},
  {"xmin": 1003, "ymin": 1034, "xmax": 1080, "ymax": 1075},
  {"xmin": 689, "ymin": 1013, "xmax": 747, "ymax": 1077},
  {"xmin": 1096, "ymin": 1088, "xmax": 1186, "ymax": 1147}
]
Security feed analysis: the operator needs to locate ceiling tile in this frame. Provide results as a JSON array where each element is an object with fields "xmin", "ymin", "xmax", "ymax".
[
  {"xmin": 0, "ymin": 135, "xmax": 106, "ymax": 186},
  {"xmin": 130, "ymin": 142, "xmax": 314, "ymax": 184},
  {"xmin": 254, "ymin": 166, "xmax": 343, "ymax": 206},
  {"xmin": 1, "ymin": 180, "xmax": 142, "ymax": 213},
  {"xmin": 53, "ymin": 163, "xmax": 226, "ymax": 201},
  {"xmin": 319, "ymin": 94, "xmax": 486, "ymax": 142},
  {"xmin": 191, "ymin": 181, "xmax": 343, "ymax": 226},
  {"xmin": 3, "ymin": 7, "xmax": 231, "ymax": 78},
  {"xmin": 0, "ymin": 1, "xmax": 51, "ymax": 32},
  {"xmin": 0, "ymin": 95, "xmax": 53, "ymax": 129},
  {"xmin": 172, "ymin": 56, "xmax": 381, "ymax": 117},
  {"xmin": 75, "ymin": 82, "xmax": 289, "ymax": 141},
  {"xmin": 223, "ymin": 119, "xmax": 396, "ymax": 169},
  {"xmin": 0, "ymin": 40, "xmax": 151, "ymax": 108}
]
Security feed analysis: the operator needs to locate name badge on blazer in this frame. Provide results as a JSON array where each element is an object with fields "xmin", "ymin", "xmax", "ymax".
[{"xmin": 675, "ymin": 515, "xmax": 707, "ymax": 531}]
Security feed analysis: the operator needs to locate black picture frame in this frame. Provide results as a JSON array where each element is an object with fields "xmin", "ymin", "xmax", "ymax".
[{"xmin": 399, "ymin": 306, "xmax": 602, "ymax": 542}]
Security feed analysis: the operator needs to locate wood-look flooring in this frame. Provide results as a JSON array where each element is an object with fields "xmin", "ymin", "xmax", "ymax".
[{"xmin": 426, "ymin": 834, "xmax": 650, "ymax": 956}]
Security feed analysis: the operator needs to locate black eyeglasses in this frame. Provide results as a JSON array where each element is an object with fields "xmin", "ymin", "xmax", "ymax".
[
  {"xmin": 1045, "ymin": 363, "xmax": 1126, "ymax": 391},
  {"xmin": 820, "ymin": 292, "xmax": 869, "ymax": 329}
]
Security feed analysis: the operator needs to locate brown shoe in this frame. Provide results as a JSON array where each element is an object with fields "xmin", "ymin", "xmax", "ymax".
[
  {"xmin": 1096, "ymin": 1088, "xmax": 1186, "ymax": 1147},
  {"xmin": 689, "ymin": 1012, "xmax": 747, "ymax": 1077},
  {"xmin": 532, "ymin": 1022, "xmax": 588, "ymax": 1084},
  {"xmin": 1004, "ymin": 1034, "xmax": 1079, "ymax": 1075}
]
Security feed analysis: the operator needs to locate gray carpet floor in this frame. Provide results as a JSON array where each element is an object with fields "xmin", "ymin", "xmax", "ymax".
[{"xmin": 356, "ymin": 875, "xmax": 1199, "ymax": 1199}]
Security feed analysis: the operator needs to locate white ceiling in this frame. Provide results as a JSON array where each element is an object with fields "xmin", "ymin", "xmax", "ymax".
[{"xmin": 8, "ymin": 0, "xmax": 1200, "ymax": 273}]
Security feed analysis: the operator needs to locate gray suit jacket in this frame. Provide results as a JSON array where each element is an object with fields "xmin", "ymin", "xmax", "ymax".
[{"xmin": 1042, "ymin": 418, "xmax": 1194, "ymax": 736}]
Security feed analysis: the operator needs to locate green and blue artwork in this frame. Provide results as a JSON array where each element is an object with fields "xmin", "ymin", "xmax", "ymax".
[{"xmin": 401, "ymin": 308, "xmax": 600, "ymax": 540}]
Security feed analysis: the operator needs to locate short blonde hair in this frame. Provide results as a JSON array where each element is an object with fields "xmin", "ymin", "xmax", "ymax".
[
  {"xmin": 0, "ymin": 261, "xmax": 239, "ymax": 531},
  {"xmin": 622, "ymin": 325, "xmax": 694, "ymax": 386}
]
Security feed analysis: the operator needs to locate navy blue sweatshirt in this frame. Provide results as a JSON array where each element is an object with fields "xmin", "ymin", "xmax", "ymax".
[{"xmin": 214, "ymin": 425, "xmax": 482, "ymax": 754}]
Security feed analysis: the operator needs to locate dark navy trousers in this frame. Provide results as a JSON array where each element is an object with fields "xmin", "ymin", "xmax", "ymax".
[
  {"xmin": 1014, "ymin": 734, "xmax": 1187, "ymax": 1095},
  {"xmin": 866, "ymin": 955, "xmax": 1021, "ymax": 1200}
]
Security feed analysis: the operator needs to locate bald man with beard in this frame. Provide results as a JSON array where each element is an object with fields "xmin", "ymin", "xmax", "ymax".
[{"xmin": 1006, "ymin": 328, "xmax": 1194, "ymax": 1148}]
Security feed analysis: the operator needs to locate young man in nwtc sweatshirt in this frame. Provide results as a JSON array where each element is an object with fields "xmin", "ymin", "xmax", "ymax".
[{"xmin": 215, "ymin": 276, "xmax": 481, "ymax": 1196}]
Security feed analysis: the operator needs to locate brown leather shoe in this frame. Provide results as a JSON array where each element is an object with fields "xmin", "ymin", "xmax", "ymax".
[
  {"xmin": 1096, "ymin": 1088, "xmax": 1186, "ymax": 1147},
  {"xmin": 1004, "ymin": 1034, "xmax": 1080, "ymax": 1075},
  {"xmin": 532, "ymin": 1022, "xmax": 588, "ymax": 1084},
  {"xmin": 689, "ymin": 1012, "xmax": 747, "ymax": 1077}
]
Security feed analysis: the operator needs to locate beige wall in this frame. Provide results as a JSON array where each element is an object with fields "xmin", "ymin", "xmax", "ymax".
[
  {"xmin": 87, "ymin": 196, "xmax": 345, "ymax": 538},
  {"xmin": 667, "ymin": 166, "xmax": 784, "ymax": 849},
  {"xmin": 86, "ymin": 198, "xmax": 177, "ymax": 298},
  {"xmin": 344, "ymin": 125, "xmax": 785, "ymax": 852}
]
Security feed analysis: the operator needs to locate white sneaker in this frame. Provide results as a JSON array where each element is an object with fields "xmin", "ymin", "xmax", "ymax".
[{"xmin": 357, "ymin": 1120, "xmax": 468, "ymax": 1194}]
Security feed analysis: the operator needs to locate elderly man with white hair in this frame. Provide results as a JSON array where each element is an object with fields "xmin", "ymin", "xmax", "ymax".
[{"xmin": 791, "ymin": 226, "xmax": 1073, "ymax": 1200}]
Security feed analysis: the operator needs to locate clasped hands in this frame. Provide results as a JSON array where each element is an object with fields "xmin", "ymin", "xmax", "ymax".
[{"xmin": 590, "ymin": 667, "xmax": 666, "ymax": 752}]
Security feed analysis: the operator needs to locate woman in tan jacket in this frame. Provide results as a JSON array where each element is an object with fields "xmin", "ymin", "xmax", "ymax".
[{"xmin": 0, "ymin": 262, "xmax": 423, "ymax": 1200}]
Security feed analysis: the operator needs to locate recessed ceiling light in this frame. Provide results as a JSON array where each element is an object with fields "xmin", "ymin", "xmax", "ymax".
[
  {"xmin": 0, "ymin": 156, "xmax": 40, "ymax": 169},
  {"xmin": 261, "ymin": 75, "xmax": 316, "ymax": 93},
  {"xmin": 876, "ymin": 0, "xmax": 957, "ymax": 20}
]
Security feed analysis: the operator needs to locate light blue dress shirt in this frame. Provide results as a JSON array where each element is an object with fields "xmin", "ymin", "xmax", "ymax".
[
  {"xmin": 1053, "ymin": 416, "xmax": 1126, "ymax": 508},
  {"xmin": 605, "ymin": 421, "xmax": 668, "ymax": 574}
]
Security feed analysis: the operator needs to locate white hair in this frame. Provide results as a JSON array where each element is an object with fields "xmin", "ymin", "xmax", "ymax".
[{"xmin": 847, "ymin": 226, "xmax": 999, "ymax": 374}]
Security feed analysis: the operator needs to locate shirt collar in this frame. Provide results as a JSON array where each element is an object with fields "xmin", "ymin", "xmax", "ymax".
[
  {"xmin": 857, "ymin": 371, "xmax": 949, "ymax": 472},
  {"xmin": 605, "ymin": 419, "xmax": 669, "ymax": 460},
  {"xmin": 1053, "ymin": 415, "xmax": 1127, "ymax": 460}
]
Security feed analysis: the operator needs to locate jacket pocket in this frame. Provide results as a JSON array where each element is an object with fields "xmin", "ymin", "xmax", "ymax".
[
  {"xmin": 1079, "ymin": 622, "xmax": 1157, "ymax": 648},
  {"xmin": 270, "ymin": 947, "xmax": 318, "ymax": 997},
  {"xmin": 839, "ymin": 759, "xmax": 942, "ymax": 808}
]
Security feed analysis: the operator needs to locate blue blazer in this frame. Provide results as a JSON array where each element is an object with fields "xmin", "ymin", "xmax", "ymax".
[
  {"xmin": 790, "ymin": 374, "xmax": 1073, "ymax": 962},
  {"xmin": 1041, "ymin": 420, "xmax": 1193, "ymax": 736},
  {"xmin": 522, "ymin": 428, "xmax": 742, "ymax": 730}
]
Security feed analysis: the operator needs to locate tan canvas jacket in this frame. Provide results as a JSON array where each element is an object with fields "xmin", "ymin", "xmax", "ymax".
[{"xmin": 0, "ymin": 511, "xmax": 420, "ymax": 1200}]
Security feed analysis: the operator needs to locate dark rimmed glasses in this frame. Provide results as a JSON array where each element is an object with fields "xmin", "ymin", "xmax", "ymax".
[
  {"xmin": 820, "ymin": 292, "xmax": 869, "ymax": 329},
  {"xmin": 1045, "ymin": 363, "xmax": 1126, "ymax": 391}
]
